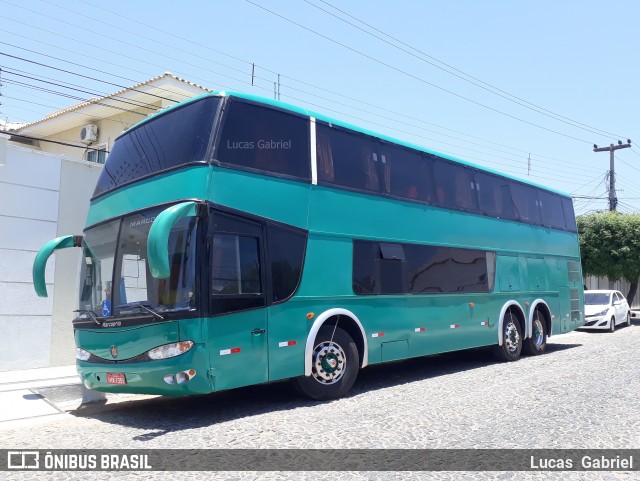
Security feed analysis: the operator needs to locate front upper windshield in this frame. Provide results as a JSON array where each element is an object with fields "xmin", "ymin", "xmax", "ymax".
[
  {"xmin": 79, "ymin": 207, "xmax": 198, "ymax": 318},
  {"xmin": 92, "ymin": 96, "xmax": 220, "ymax": 197},
  {"xmin": 584, "ymin": 293, "xmax": 611, "ymax": 306}
]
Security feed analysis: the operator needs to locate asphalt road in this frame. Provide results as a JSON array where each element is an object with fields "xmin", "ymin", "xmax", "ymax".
[{"xmin": 1, "ymin": 323, "xmax": 639, "ymax": 481}]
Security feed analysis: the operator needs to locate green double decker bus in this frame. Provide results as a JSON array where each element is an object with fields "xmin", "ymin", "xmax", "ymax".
[{"xmin": 33, "ymin": 91, "xmax": 584, "ymax": 400}]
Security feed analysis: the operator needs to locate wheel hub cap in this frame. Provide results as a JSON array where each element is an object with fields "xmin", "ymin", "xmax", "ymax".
[
  {"xmin": 505, "ymin": 322, "xmax": 520, "ymax": 352},
  {"xmin": 312, "ymin": 341, "xmax": 346, "ymax": 385},
  {"xmin": 533, "ymin": 319, "xmax": 543, "ymax": 347}
]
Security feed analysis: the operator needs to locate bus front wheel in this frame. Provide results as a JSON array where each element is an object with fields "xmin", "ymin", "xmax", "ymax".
[
  {"xmin": 493, "ymin": 311, "xmax": 523, "ymax": 362},
  {"xmin": 293, "ymin": 325, "xmax": 359, "ymax": 400}
]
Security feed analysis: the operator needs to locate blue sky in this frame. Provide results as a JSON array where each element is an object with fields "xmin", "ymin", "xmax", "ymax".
[{"xmin": 1, "ymin": 0, "xmax": 639, "ymax": 215}]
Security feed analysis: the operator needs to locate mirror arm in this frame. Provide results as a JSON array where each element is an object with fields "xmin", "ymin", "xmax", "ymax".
[{"xmin": 32, "ymin": 235, "xmax": 84, "ymax": 298}]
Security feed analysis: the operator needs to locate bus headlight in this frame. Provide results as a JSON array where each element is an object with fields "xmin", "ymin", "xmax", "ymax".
[
  {"xmin": 76, "ymin": 347, "xmax": 91, "ymax": 361},
  {"xmin": 147, "ymin": 341, "xmax": 194, "ymax": 360}
]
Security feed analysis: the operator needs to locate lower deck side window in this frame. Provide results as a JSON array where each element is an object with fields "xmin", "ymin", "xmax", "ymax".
[{"xmin": 353, "ymin": 240, "xmax": 495, "ymax": 295}]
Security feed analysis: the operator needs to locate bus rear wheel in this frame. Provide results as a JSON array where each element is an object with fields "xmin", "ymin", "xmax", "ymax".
[
  {"xmin": 293, "ymin": 325, "xmax": 359, "ymax": 400},
  {"xmin": 523, "ymin": 310, "xmax": 547, "ymax": 356},
  {"xmin": 493, "ymin": 311, "xmax": 523, "ymax": 362}
]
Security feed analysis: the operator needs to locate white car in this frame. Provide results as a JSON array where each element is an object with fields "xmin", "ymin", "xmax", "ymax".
[{"xmin": 581, "ymin": 290, "xmax": 631, "ymax": 332}]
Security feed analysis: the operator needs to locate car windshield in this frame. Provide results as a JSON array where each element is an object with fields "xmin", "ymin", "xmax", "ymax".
[
  {"xmin": 79, "ymin": 206, "xmax": 198, "ymax": 318},
  {"xmin": 584, "ymin": 293, "xmax": 611, "ymax": 306}
]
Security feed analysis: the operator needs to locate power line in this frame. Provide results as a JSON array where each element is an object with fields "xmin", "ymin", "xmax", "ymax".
[
  {"xmin": 2, "ymin": 131, "xmax": 109, "ymax": 151},
  {"xmin": 0, "ymin": 18, "xmax": 270, "ymax": 96},
  {"xmin": 0, "ymin": 0, "xmax": 274, "ymax": 88},
  {"xmin": 0, "ymin": 40, "xmax": 197, "ymax": 103},
  {"xmin": 0, "ymin": 4, "xmax": 603, "ymax": 175},
  {"xmin": 2, "ymin": 52, "xmax": 602, "ymax": 188},
  {"xmin": 246, "ymin": 0, "xmax": 595, "ymax": 144},
  {"xmin": 0, "ymin": 51, "xmax": 186, "ymax": 106},
  {"xmin": 0, "ymin": 6, "xmax": 619, "ymax": 196},
  {"xmin": 1, "ymin": 43, "xmax": 603, "ymax": 179},
  {"xmin": 305, "ymin": 0, "xmax": 626, "ymax": 140},
  {"xmin": 1, "ymin": 71, "xmax": 151, "ymax": 116}
]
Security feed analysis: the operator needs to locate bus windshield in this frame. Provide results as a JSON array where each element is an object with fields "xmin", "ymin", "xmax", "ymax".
[{"xmin": 79, "ymin": 207, "xmax": 198, "ymax": 318}]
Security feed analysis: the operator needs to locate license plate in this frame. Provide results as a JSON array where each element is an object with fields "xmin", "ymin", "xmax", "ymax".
[{"xmin": 106, "ymin": 373, "xmax": 127, "ymax": 385}]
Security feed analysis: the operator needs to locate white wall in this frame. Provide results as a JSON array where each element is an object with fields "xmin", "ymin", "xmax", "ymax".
[
  {"xmin": 0, "ymin": 144, "xmax": 61, "ymax": 369},
  {"xmin": 0, "ymin": 144, "xmax": 102, "ymax": 370}
]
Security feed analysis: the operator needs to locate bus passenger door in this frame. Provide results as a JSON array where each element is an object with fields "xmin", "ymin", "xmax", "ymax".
[{"xmin": 206, "ymin": 210, "xmax": 269, "ymax": 391}]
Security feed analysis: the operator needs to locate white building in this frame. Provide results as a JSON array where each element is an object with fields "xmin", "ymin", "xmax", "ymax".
[{"xmin": 0, "ymin": 73, "xmax": 209, "ymax": 370}]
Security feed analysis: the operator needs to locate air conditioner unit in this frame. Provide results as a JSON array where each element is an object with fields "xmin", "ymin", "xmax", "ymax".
[{"xmin": 80, "ymin": 124, "xmax": 98, "ymax": 143}]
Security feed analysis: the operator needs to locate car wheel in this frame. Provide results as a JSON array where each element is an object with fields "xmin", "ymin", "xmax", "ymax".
[
  {"xmin": 609, "ymin": 316, "xmax": 616, "ymax": 333},
  {"xmin": 625, "ymin": 312, "xmax": 631, "ymax": 327},
  {"xmin": 523, "ymin": 309, "xmax": 547, "ymax": 356},
  {"xmin": 493, "ymin": 310, "xmax": 523, "ymax": 362},
  {"xmin": 293, "ymin": 325, "xmax": 359, "ymax": 400}
]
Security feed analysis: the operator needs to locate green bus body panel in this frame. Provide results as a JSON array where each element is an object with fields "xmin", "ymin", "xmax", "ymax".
[
  {"xmin": 86, "ymin": 165, "xmax": 210, "ymax": 227},
  {"xmin": 207, "ymin": 166, "xmax": 310, "ymax": 229},
  {"xmin": 147, "ymin": 201, "xmax": 198, "ymax": 278},
  {"xmin": 33, "ymin": 235, "xmax": 76, "ymax": 297},
  {"xmin": 204, "ymin": 309, "xmax": 269, "ymax": 391},
  {"xmin": 307, "ymin": 185, "xmax": 579, "ymax": 257},
  {"xmin": 75, "ymin": 321, "xmax": 180, "ymax": 360}
]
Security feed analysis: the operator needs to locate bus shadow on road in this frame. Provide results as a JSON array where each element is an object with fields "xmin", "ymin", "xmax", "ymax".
[{"xmin": 68, "ymin": 342, "xmax": 582, "ymax": 441}]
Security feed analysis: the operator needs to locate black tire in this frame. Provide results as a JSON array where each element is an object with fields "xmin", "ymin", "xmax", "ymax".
[
  {"xmin": 625, "ymin": 312, "xmax": 631, "ymax": 328},
  {"xmin": 609, "ymin": 316, "xmax": 616, "ymax": 333},
  {"xmin": 523, "ymin": 310, "xmax": 547, "ymax": 356},
  {"xmin": 493, "ymin": 310, "xmax": 523, "ymax": 362},
  {"xmin": 293, "ymin": 325, "xmax": 359, "ymax": 401}
]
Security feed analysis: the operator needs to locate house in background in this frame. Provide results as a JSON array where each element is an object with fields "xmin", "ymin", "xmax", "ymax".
[{"xmin": 0, "ymin": 73, "xmax": 209, "ymax": 370}]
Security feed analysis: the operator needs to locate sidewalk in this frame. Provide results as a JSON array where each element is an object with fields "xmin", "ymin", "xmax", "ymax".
[{"xmin": 0, "ymin": 365, "xmax": 91, "ymax": 430}]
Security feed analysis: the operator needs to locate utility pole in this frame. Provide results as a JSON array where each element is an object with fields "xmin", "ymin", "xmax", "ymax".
[{"xmin": 593, "ymin": 140, "xmax": 632, "ymax": 211}]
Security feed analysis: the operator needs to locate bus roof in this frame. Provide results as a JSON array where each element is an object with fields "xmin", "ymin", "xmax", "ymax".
[{"xmin": 127, "ymin": 90, "xmax": 572, "ymax": 198}]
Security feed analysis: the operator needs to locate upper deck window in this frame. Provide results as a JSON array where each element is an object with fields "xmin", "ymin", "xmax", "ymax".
[
  {"xmin": 511, "ymin": 182, "xmax": 542, "ymax": 225},
  {"xmin": 93, "ymin": 96, "xmax": 220, "ymax": 197},
  {"xmin": 216, "ymin": 100, "xmax": 310, "ymax": 180},
  {"xmin": 538, "ymin": 191, "xmax": 566, "ymax": 230},
  {"xmin": 317, "ymin": 122, "xmax": 381, "ymax": 192}
]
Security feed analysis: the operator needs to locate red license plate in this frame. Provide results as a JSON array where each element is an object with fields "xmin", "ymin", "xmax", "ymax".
[{"xmin": 106, "ymin": 373, "xmax": 127, "ymax": 385}]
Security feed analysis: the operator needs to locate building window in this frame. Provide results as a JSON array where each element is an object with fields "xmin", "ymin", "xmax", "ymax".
[{"xmin": 86, "ymin": 144, "xmax": 108, "ymax": 164}]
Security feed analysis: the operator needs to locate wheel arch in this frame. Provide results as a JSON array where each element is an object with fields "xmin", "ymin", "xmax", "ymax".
[
  {"xmin": 528, "ymin": 299, "xmax": 552, "ymax": 338},
  {"xmin": 304, "ymin": 308, "xmax": 368, "ymax": 377},
  {"xmin": 497, "ymin": 301, "xmax": 526, "ymax": 346}
]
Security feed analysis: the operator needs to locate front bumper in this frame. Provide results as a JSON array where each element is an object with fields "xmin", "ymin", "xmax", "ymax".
[
  {"xmin": 77, "ymin": 343, "xmax": 212, "ymax": 396},
  {"xmin": 578, "ymin": 316, "xmax": 612, "ymax": 330}
]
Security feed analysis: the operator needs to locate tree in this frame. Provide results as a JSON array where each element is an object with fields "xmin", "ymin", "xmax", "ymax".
[{"xmin": 577, "ymin": 211, "xmax": 640, "ymax": 305}]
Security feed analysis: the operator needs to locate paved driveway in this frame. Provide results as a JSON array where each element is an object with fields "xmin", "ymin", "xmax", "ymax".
[{"xmin": 1, "ymin": 324, "xmax": 639, "ymax": 480}]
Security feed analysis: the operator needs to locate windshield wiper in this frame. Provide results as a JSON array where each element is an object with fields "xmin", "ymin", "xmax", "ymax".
[
  {"xmin": 74, "ymin": 309, "xmax": 101, "ymax": 326},
  {"xmin": 115, "ymin": 303, "xmax": 165, "ymax": 320}
]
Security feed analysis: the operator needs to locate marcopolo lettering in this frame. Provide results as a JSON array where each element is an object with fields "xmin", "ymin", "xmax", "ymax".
[{"xmin": 129, "ymin": 217, "xmax": 155, "ymax": 228}]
